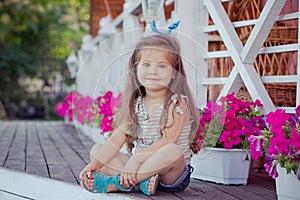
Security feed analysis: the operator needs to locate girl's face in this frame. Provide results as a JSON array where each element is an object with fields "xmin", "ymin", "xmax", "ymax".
[{"xmin": 137, "ymin": 48, "xmax": 174, "ymax": 93}]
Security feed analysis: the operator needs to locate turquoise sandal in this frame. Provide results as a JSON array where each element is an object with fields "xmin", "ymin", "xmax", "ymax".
[
  {"xmin": 82, "ymin": 172, "xmax": 132, "ymax": 193},
  {"xmin": 135, "ymin": 174, "xmax": 160, "ymax": 196}
]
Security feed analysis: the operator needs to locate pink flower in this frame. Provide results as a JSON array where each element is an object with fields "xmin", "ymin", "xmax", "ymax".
[
  {"xmin": 54, "ymin": 102, "xmax": 70, "ymax": 118},
  {"xmin": 195, "ymin": 92, "xmax": 265, "ymax": 150},
  {"xmin": 219, "ymin": 130, "xmax": 242, "ymax": 149},
  {"xmin": 76, "ymin": 112, "xmax": 85, "ymax": 124},
  {"xmin": 254, "ymin": 99, "xmax": 262, "ymax": 107},
  {"xmin": 290, "ymin": 129, "xmax": 300, "ymax": 154},
  {"xmin": 65, "ymin": 91, "xmax": 83, "ymax": 105},
  {"xmin": 268, "ymin": 135, "xmax": 290, "ymax": 156},
  {"xmin": 100, "ymin": 116, "xmax": 113, "ymax": 133},
  {"xmin": 248, "ymin": 135, "xmax": 264, "ymax": 160},
  {"xmin": 296, "ymin": 105, "xmax": 300, "ymax": 118},
  {"xmin": 264, "ymin": 158, "xmax": 278, "ymax": 179},
  {"xmin": 97, "ymin": 91, "xmax": 115, "ymax": 116},
  {"xmin": 266, "ymin": 109, "xmax": 290, "ymax": 131}
]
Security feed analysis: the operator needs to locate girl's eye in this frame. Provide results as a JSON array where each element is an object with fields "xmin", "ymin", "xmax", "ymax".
[
  {"xmin": 158, "ymin": 64, "xmax": 166, "ymax": 68},
  {"xmin": 142, "ymin": 63, "xmax": 150, "ymax": 67}
]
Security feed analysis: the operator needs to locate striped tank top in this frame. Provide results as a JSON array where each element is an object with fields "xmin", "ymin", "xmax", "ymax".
[{"xmin": 134, "ymin": 95, "xmax": 192, "ymax": 164}]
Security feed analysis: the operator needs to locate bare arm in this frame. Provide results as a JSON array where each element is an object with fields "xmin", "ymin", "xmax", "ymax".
[{"xmin": 90, "ymin": 126, "xmax": 127, "ymax": 167}]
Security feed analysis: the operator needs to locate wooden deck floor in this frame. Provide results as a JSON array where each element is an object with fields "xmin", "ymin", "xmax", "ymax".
[{"xmin": 0, "ymin": 120, "xmax": 277, "ymax": 200}]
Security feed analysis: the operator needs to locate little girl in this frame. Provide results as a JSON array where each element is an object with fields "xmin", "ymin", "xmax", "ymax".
[{"xmin": 79, "ymin": 34, "xmax": 199, "ymax": 195}]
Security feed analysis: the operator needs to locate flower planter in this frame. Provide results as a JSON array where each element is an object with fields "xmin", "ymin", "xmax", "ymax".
[
  {"xmin": 191, "ymin": 147, "xmax": 251, "ymax": 185},
  {"xmin": 77, "ymin": 122, "xmax": 105, "ymax": 144},
  {"xmin": 275, "ymin": 166, "xmax": 300, "ymax": 200}
]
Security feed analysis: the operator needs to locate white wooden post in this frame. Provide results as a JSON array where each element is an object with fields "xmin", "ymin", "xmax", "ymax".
[
  {"xmin": 176, "ymin": 0, "xmax": 206, "ymax": 106},
  {"xmin": 297, "ymin": 1, "xmax": 300, "ymax": 107},
  {"xmin": 196, "ymin": 0, "xmax": 209, "ymax": 107}
]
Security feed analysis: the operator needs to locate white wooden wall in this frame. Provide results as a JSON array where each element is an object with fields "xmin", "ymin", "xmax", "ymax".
[{"xmin": 75, "ymin": 0, "xmax": 299, "ymax": 113}]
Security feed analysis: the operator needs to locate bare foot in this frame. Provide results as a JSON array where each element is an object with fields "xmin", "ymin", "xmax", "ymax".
[
  {"xmin": 147, "ymin": 176, "xmax": 157, "ymax": 193},
  {"xmin": 136, "ymin": 174, "xmax": 159, "ymax": 195}
]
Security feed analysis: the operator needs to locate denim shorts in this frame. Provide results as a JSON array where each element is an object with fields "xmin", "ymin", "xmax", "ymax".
[{"xmin": 157, "ymin": 164, "xmax": 194, "ymax": 192}]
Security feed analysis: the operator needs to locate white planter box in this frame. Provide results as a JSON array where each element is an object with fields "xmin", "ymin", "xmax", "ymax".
[
  {"xmin": 191, "ymin": 147, "xmax": 251, "ymax": 185},
  {"xmin": 76, "ymin": 122, "xmax": 105, "ymax": 144},
  {"xmin": 276, "ymin": 166, "xmax": 300, "ymax": 200}
]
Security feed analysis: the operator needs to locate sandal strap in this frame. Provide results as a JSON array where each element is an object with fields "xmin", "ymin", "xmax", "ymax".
[
  {"xmin": 135, "ymin": 174, "xmax": 159, "ymax": 196},
  {"xmin": 91, "ymin": 172, "xmax": 132, "ymax": 193}
]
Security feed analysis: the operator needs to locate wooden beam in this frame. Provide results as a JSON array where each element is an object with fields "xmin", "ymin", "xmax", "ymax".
[{"xmin": 241, "ymin": 0, "xmax": 287, "ymax": 64}]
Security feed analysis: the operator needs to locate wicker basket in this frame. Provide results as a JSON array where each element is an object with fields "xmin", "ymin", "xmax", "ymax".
[{"xmin": 237, "ymin": 83, "xmax": 297, "ymax": 107}]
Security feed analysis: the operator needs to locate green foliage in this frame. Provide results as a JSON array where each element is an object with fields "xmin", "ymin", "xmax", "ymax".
[
  {"xmin": 202, "ymin": 116, "xmax": 224, "ymax": 148},
  {"xmin": 0, "ymin": 0, "xmax": 89, "ymax": 118}
]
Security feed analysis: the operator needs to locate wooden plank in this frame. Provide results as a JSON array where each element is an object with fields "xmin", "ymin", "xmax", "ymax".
[
  {"xmin": 202, "ymin": 181, "xmax": 271, "ymax": 200},
  {"xmin": 240, "ymin": 1, "xmax": 286, "ymax": 64},
  {"xmin": 150, "ymin": 190, "xmax": 181, "ymax": 200},
  {"xmin": 56, "ymin": 125, "xmax": 92, "ymax": 164},
  {"xmin": 188, "ymin": 180, "xmax": 239, "ymax": 200},
  {"xmin": 0, "ymin": 121, "xmax": 278, "ymax": 199},
  {"xmin": 205, "ymin": 44, "xmax": 298, "ymax": 59},
  {"xmin": 25, "ymin": 122, "xmax": 49, "ymax": 177},
  {"xmin": 35, "ymin": 122, "xmax": 77, "ymax": 183},
  {"xmin": 4, "ymin": 123, "xmax": 26, "ymax": 172},
  {"xmin": 203, "ymin": 13, "xmax": 299, "ymax": 33},
  {"xmin": 77, "ymin": 130, "xmax": 96, "ymax": 152},
  {"xmin": 0, "ymin": 122, "xmax": 15, "ymax": 167},
  {"xmin": 44, "ymin": 123, "xmax": 87, "ymax": 184}
]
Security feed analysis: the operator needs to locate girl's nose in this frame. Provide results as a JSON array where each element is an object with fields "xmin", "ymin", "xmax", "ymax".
[{"xmin": 148, "ymin": 65, "xmax": 157, "ymax": 74}]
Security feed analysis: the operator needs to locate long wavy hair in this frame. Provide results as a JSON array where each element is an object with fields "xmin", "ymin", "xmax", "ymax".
[{"xmin": 115, "ymin": 34, "xmax": 199, "ymax": 154}]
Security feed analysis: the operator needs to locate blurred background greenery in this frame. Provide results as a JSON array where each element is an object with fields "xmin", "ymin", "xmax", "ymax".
[{"xmin": 0, "ymin": 0, "xmax": 89, "ymax": 120}]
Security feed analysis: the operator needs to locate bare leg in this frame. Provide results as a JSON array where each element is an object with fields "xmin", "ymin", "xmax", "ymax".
[
  {"xmin": 89, "ymin": 144, "xmax": 129, "ymax": 175},
  {"xmin": 84, "ymin": 144, "xmax": 131, "ymax": 192},
  {"xmin": 133, "ymin": 143, "xmax": 185, "ymax": 193},
  {"xmin": 85, "ymin": 143, "xmax": 185, "ymax": 193}
]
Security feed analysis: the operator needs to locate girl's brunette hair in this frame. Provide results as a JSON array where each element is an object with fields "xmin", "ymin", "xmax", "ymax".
[{"xmin": 116, "ymin": 34, "xmax": 199, "ymax": 153}]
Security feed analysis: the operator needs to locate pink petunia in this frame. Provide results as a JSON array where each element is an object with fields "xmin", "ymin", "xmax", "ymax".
[
  {"xmin": 219, "ymin": 130, "xmax": 242, "ymax": 149},
  {"xmin": 76, "ymin": 112, "xmax": 85, "ymax": 124},
  {"xmin": 100, "ymin": 116, "xmax": 114, "ymax": 134},
  {"xmin": 296, "ymin": 105, "xmax": 300, "ymax": 118},
  {"xmin": 266, "ymin": 109, "xmax": 290, "ymax": 131},
  {"xmin": 254, "ymin": 99, "xmax": 262, "ymax": 107},
  {"xmin": 264, "ymin": 159, "xmax": 278, "ymax": 179},
  {"xmin": 268, "ymin": 135, "xmax": 290, "ymax": 156},
  {"xmin": 248, "ymin": 135, "xmax": 264, "ymax": 160},
  {"xmin": 54, "ymin": 102, "xmax": 70, "ymax": 118},
  {"xmin": 290, "ymin": 129, "xmax": 300, "ymax": 154}
]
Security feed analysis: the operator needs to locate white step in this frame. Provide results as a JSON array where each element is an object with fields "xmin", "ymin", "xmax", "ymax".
[{"xmin": 0, "ymin": 167, "xmax": 138, "ymax": 200}]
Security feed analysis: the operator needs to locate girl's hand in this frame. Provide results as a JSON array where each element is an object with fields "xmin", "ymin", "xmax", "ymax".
[
  {"xmin": 120, "ymin": 171, "xmax": 137, "ymax": 189},
  {"xmin": 120, "ymin": 159, "xmax": 139, "ymax": 188},
  {"xmin": 79, "ymin": 160, "xmax": 101, "ymax": 186}
]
